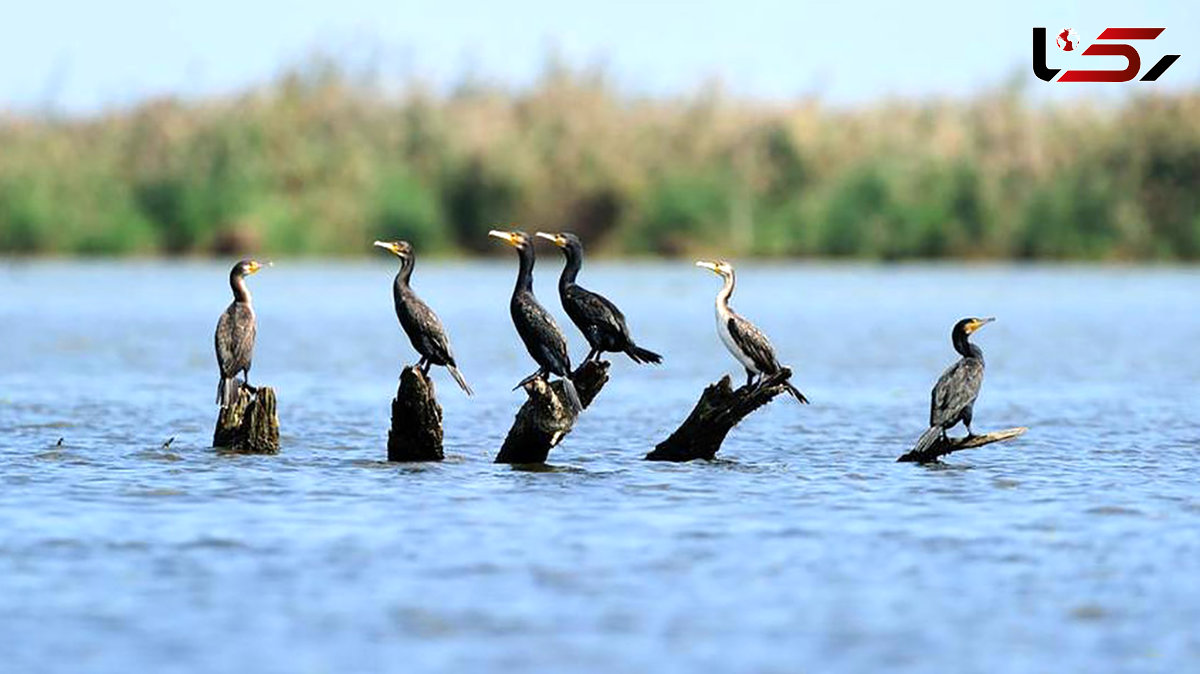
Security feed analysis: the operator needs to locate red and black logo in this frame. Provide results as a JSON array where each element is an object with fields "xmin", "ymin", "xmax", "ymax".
[{"xmin": 1033, "ymin": 27, "xmax": 1180, "ymax": 82}]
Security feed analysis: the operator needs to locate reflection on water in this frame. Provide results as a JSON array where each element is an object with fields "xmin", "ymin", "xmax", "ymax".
[{"xmin": 1, "ymin": 261, "xmax": 1199, "ymax": 672}]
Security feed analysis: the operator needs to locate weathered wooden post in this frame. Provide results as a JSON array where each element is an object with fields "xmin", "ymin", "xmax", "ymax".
[
  {"xmin": 494, "ymin": 360, "xmax": 610, "ymax": 464},
  {"xmin": 213, "ymin": 384, "xmax": 280, "ymax": 453},
  {"xmin": 896, "ymin": 427, "xmax": 1027, "ymax": 464},
  {"xmin": 388, "ymin": 366, "xmax": 444, "ymax": 462},
  {"xmin": 646, "ymin": 368, "xmax": 797, "ymax": 462}
]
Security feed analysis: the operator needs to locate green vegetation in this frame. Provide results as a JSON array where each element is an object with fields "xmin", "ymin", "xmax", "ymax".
[{"xmin": 1, "ymin": 63, "xmax": 1198, "ymax": 259}]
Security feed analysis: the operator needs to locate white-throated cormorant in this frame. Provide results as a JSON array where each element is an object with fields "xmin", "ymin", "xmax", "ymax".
[
  {"xmin": 374, "ymin": 240, "xmax": 473, "ymax": 396},
  {"xmin": 696, "ymin": 260, "xmax": 808, "ymax": 403},
  {"xmin": 488, "ymin": 230, "xmax": 581, "ymax": 411},
  {"xmin": 535, "ymin": 231, "xmax": 662, "ymax": 365}
]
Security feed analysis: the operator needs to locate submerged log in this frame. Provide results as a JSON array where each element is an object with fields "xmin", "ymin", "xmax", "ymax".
[
  {"xmin": 494, "ymin": 360, "xmax": 610, "ymax": 464},
  {"xmin": 646, "ymin": 368, "xmax": 797, "ymax": 462},
  {"xmin": 896, "ymin": 427, "xmax": 1028, "ymax": 464},
  {"xmin": 213, "ymin": 384, "xmax": 280, "ymax": 453},
  {"xmin": 388, "ymin": 366, "xmax": 444, "ymax": 462}
]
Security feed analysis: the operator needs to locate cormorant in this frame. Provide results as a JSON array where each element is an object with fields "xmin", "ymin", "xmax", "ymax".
[
  {"xmin": 534, "ymin": 231, "xmax": 662, "ymax": 365},
  {"xmin": 695, "ymin": 260, "xmax": 808, "ymax": 404},
  {"xmin": 215, "ymin": 259, "xmax": 264, "ymax": 407},
  {"xmin": 912, "ymin": 317, "xmax": 995, "ymax": 453},
  {"xmin": 373, "ymin": 240, "xmax": 473, "ymax": 396},
  {"xmin": 488, "ymin": 230, "xmax": 581, "ymax": 411}
]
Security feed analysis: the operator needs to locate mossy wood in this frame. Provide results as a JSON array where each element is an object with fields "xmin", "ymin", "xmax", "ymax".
[
  {"xmin": 896, "ymin": 427, "xmax": 1028, "ymax": 464},
  {"xmin": 388, "ymin": 366, "xmax": 444, "ymax": 462},
  {"xmin": 494, "ymin": 360, "xmax": 610, "ymax": 465},
  {"xmin": 213, "ymin": 384, "xmax": 280, "ymax": 453},
  {"xmin": 646, "ymin": 368, "xmax": 796, "ymax": 462}
]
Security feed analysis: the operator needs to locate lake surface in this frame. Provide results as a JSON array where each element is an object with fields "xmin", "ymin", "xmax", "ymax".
[{"xmin": 1, "ymin": 260, "xmax": 1198, "ymax": 673}]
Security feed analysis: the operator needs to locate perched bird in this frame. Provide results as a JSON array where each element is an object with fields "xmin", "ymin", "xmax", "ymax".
[
  {"xmin": 373, "ymin": 240, "xmax": 472, "ymax": 396},
  {"xmin": 488, "ymin": 230, "xmax": 581, "ymax": 411},
  {"xmin": 695, "ymin": 260, "xmax": 808, "ymax": 404},
  {"xmin": 215, "ymin": 259, "xmax": 264, "ymax": 407},
  {"xmin": 912, "ymin": 317, "xmax": 995, "ymax": 454},
  {"xmin": 535, "ymin": 231, "xmax": 662, "ymax": 365}
]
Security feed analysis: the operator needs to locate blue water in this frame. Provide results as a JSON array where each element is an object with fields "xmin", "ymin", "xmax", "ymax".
[{"xmin": 1, "ymin": 261, "xmax": 1198, "ymax": 673}]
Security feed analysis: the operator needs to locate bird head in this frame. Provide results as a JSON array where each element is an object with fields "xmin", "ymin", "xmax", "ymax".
[
  {"xmin": 235, "ymin": 259, "xmax": 266, "ymax": 276},
  {"xmin": 955, "ymin": 316, "xmax": 996, "ymax": 336},
  {"xmin": 535, "ymin": 231, "xmax": 581, "ymax": 251},
  {"xmin": 373, "ymin": 240, "xmax": 413, "ymax": 260},
  {"xmin": 488, "ymin": 230, "xmax": 532, "ymax": 250},
  {"xmin": 695, "ymin": 259, "xmax": 734, "ymax": 279}
]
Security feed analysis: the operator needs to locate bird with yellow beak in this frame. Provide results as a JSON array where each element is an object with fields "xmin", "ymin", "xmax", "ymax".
[
  {"xmin": 373, "ymin": 240, "xmax": 473, "ymax": 396},
  {"xmin": 696, "ymin": 259, "xmax": 808, "ymax": 404},
  {"xmin": 488, "ymin": 229, "xmax": 581, "ymax": 411}
]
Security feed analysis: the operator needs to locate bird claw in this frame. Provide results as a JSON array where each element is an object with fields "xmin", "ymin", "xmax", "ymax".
[{"xmin": 513, "ymin": 372, "xmax": 543, "ymax": 391}]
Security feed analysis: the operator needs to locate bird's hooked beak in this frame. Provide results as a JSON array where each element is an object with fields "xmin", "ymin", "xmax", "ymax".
[
  {"xmin": 373, "ymin": 240, "xmax": 411, "ymax": 257},
  {"xmin": 535, "ymin": 232, "xmax": 568, "ymax": 248},
  {"xmin": 695, "ymin": 260, "xmax": 724, "ymax": 276},
  {"xmin": 966, "ymin": 317, "xmax": 996, "ymax": 334},
  {"xmin": 488, "ymin": 230, "xmax": 522, "ymax": 247}
]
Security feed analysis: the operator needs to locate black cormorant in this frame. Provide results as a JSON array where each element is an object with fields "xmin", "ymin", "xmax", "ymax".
[
  {"xmin": 488, "ymin": 230, "xmax": 581, "ymax": 411},
  {"xmin": 215, "ymin": 259, "xmax": 264, "ymax": 407},
  {"xmin": 534, "ymin": 231, "xmax": 662, "ymax": 365},
  {"xmin": 912, "ymin": 317, "xmax": 995, "ymax": 453},
  {"xmin": 696, "ymin": 260, "xmax": 808, "ymax": 404},
  {"xmin": 374, "ymin": 240, "xmax": 472, "ymax": 396}
]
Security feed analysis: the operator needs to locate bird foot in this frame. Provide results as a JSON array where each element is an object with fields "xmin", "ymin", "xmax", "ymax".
[{"xmin": 513, "ymin": 372, "xmax": 544, "ymax": 391}]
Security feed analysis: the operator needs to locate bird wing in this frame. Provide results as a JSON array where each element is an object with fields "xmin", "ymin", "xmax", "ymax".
[
  {"xmin": 727, "ymin": 313, "xmax": 782, "ymax": 374},
  {"xmin": 564, "ymin": 284, "xmax": 629, "ymax": 341},
  {"xmin": 215, "ymin": 302, "xmax": 255, "ymax": 377},
  {"xmin": 514, "ymin": 294, "xmax": 571, "ymax": 374},
  {"xmin": 929, "ymin": 357, "xmax": 984, "ymax": 427},
  {"xmin": 396, "ymin": 288, "xmax": 456, "ymax": 365}
]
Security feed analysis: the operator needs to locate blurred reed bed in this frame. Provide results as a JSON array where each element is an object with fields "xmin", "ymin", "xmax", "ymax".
[{"xmin": 1, "ymin": 61, "xmax": 1197, "ymax": 259}]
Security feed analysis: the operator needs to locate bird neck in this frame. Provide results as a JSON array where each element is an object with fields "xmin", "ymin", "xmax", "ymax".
[
  {"xmin": 715, "ymin": 271, "xmax": 735, "ymax": 316},
  {"xmin": 513, "ymin": 245, "xmax": 535, "ymax": 296},
  {"xmin": 397, "ymin": 256, "xmax": 414, "ymax": 286},
  {"xmin": 230, "ymin": 272, "xmax": 252, "ymax": 304},
  {"xmin": 559, "ymin": 245, "xmax": 582, "ymax": 290},
  {"xmin": 953, "ymin": 331, "xmax": 982, "ymax": 359}
]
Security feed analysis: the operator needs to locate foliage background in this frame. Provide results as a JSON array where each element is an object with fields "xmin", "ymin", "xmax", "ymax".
[{"xmin": 1, "ymin": 61, "xmax": 1197, "ymax": 260}]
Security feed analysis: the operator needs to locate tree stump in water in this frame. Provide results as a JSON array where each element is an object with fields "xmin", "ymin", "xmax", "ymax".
[
  {"xmin": 896, "ymin": 427, "xmax": 1027, "ymax": 464},
  {"xmin": 213, "ymin": 384, "xmax": 280, "ymax": 453},
  {"xmin": 388, "ymin": 366, "xmax": 444, "ymax": 462},
  {"xmin": 494, "ymin": 360, "xmax": 610, "ymax": 464},
  {"xmin": 646, "ymin": 368, "xmax": 797, "ymax": 462}
]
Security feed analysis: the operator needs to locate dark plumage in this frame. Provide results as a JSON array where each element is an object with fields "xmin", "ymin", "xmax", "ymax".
[
  {"xmin": 488, "ymin": 230, "xmax": 581, "ymax": 411},
  {"xmin": 535, "ymin": 231, "xmax": 662, "ymax": 365},
  {"xmin": 912, "ymin": 317, "xmax": 994, "ymax": 454},
  {"xmin": 696, "ymin": 259, "xmax": 808, "ymax": 404},
  {"xmin": 374, "ymin": 240, "xmax": 472, "ymax": 396},
  {"xmin": 214, "ymin": 259, "xmax": 264, "ymax": 407}
]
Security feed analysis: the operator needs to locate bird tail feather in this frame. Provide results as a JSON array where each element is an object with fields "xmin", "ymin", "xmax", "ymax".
[
  {"xmin": 561, "ymin": 375, "xmax": 582, "ymax": 413},
  {"xmin": 913, "ymin": 426, "xmax": 943, "ymax": 456},
  {"xmin": 625, "ymin": 343, "xmax": 663, "ymax": 365},
  {"xmin": 447, "ymin": 365, "xmax": 473, "ymax": 397},
  {"xmin": 784, "ymin": 380, "xmax": 809, "ymax": 404},
  {"xmin": 217, "ymin": 376, "xmax": 236, "ymax": 408}
]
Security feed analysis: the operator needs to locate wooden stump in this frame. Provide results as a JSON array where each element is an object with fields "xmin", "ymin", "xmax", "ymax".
[
  {"xmin": 388, "ymin": 366, "xmax": 444, "ymax": 462},
  {"xmin": 213, "ymin": 385, "xmax": 280, "ymax": 453},
  {"xmin": 494, "ymin": 360, "xmax": 610, "ymax": 464},
  {"xmin": 896, "ymin": 427, "xmax": 1028, "ymax": 464},
  {"xmin": 646, "ymin": 368, "xmax": 797, "ymax": 462}
]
